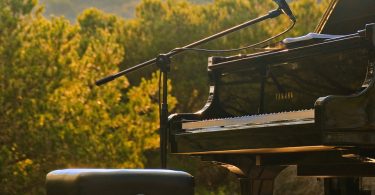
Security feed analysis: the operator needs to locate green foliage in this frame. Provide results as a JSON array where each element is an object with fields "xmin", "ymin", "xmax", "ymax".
[
  {"xmin": 39, "ymin": 0, "xmax": 212, "ymax": 21},
  {"xmin": 0, "ymin": 3, "xmax": 174, "ymax": 195}
]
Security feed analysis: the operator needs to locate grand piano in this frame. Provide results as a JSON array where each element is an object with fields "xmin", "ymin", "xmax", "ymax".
[{"xmin": 168, "ymin": 0, "xmax": 375, "ymax": 194}]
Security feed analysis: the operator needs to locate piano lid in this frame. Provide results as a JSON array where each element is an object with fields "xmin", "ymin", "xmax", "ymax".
[{"xmin": 315, "ymin": 0, "xmax": 375, "ymax": 34}]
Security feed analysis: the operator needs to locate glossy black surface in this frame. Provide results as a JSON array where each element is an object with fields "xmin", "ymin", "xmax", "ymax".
[
  {"xmin": 317, "ymin": 0, "xmax": 375, "ymax": 34},
  {"xmin": 168, "ymin": 26, "xmax": 375, "ymax": 154},
  {"xmin": 216, "ymin": 47, "xmax": 369, "ymax": 117}
]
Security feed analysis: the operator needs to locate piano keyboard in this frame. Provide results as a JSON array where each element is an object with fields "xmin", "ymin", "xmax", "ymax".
[{"xmin": 182, "ymin": 109, "xmax": 314, "ymax": 130}]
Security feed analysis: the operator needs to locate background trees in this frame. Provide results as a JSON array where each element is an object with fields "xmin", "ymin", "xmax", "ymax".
[
  {"xmin": 38, "ymin": 0, "xmax": 212, "ymax": 21},
  {"xmin": 0, "ymin": 0, "xmax": 328, "ymax": 194},
  {"xmin": 0, "ymin": 1, "xmax": 175, "ymax": 194}
]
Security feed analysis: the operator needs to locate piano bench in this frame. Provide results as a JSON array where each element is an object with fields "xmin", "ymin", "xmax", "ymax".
[{"xmin": 46, "ymin": 169, "xmax": 194, "ymax": 195}]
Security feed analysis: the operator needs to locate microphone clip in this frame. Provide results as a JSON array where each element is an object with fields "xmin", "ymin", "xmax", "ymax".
[{"xmin": 273, "ymin": 0, "xmax": 297, "ymax": 22}]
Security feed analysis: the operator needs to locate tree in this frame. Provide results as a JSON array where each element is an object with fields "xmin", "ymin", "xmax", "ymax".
[{"xmin": 0, "ymin": 4, "xmax": 175, "ymax": 194}]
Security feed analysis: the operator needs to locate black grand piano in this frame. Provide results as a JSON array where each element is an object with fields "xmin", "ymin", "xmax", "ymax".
[{"xmin": 168, "ymin": 0, "xmax": 375, "ymax": 194}]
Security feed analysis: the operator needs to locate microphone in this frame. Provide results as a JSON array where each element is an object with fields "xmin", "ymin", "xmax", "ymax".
[{"xmin": 273, "ymin": 0, "xmax": 296, "ymax": 22}]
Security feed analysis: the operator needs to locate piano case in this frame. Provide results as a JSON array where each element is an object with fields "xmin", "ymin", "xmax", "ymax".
[
  {"xmin": 169, "ymin": 23, "xmax": 375, "ymax": 155},
  {"xmin": 46, "ymin": 169, "xmax": 194, "ymax": 195}
]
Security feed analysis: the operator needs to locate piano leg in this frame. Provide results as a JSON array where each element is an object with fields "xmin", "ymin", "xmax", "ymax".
[
  {"xmin": 207, "ymin": 155, "xmax": 286, "ymax": 195},
  {"xmin": 244, "ymin": 166, "xmax": 286, "ymax": 195},
  {"xmin": 239, "ymin": 178, "xmax": 251, "ymax": 195}
]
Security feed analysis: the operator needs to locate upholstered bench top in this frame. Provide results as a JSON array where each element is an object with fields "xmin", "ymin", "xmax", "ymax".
[{"xmin": 46, "ymin": 169, "xmax": 194, "ymax": 195}]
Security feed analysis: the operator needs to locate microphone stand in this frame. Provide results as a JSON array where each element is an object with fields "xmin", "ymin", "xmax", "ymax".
[{"xmin": 96, "ymin": 8, "xmax": 283, "ymax": 169}]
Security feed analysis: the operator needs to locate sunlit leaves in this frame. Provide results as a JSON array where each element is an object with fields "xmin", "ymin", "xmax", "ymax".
[
  {"xmin": 125, "ymin": 72, "xmax": 177, "ymax": 151},
  {"xmin": 0, "ymin": 3, "xmax": 175, "ymax": 194}
]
